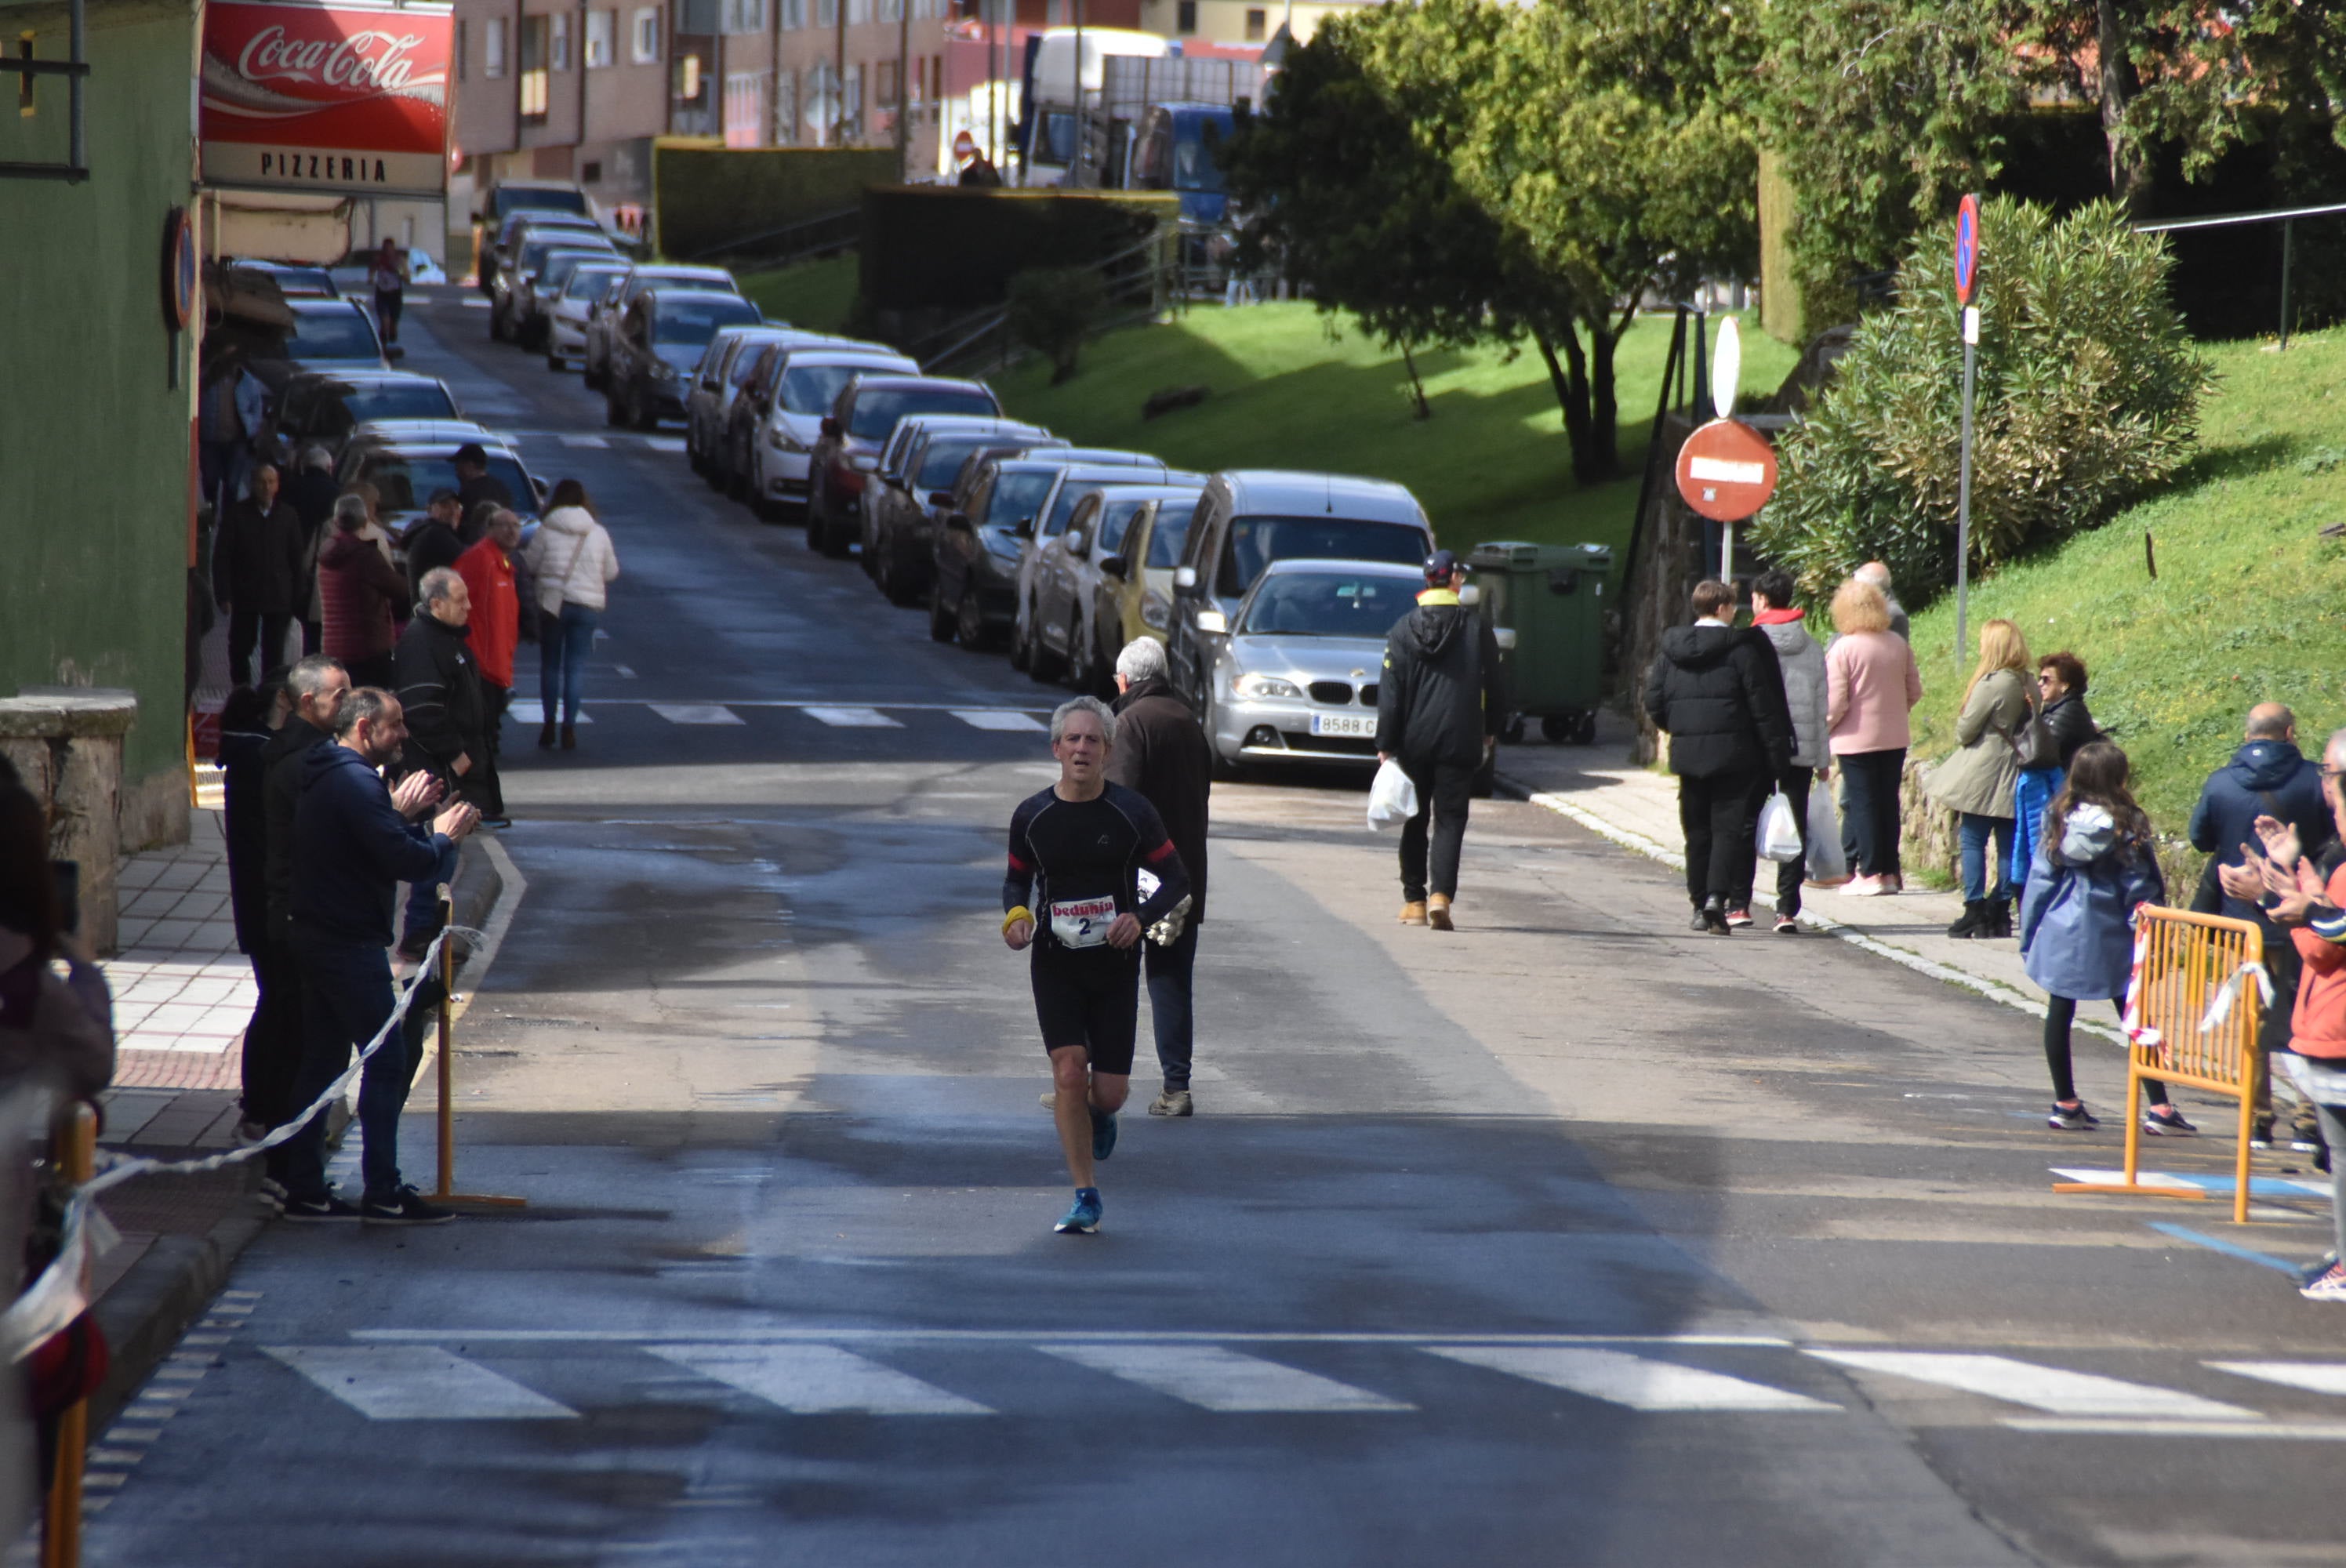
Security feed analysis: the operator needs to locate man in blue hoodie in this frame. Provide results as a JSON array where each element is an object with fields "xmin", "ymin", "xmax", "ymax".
[
  {"xmin": 282, "ymin": 687, "xmax": 479, "ymax": 1224},
  {"xmin": 2191, "ymin": 702, "xmax": 2336, "ymax": 1149}
]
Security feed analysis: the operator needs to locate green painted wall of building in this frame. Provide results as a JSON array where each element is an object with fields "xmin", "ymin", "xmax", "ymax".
[{"xmin": 0, "ymin": 0, "xmax": 199, "ymax": 836}]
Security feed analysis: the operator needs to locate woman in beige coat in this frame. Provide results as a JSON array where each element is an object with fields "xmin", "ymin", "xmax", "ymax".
[{"xmin": 1928, "ymin": 618, "xmax": 2034, "ymax": 938}]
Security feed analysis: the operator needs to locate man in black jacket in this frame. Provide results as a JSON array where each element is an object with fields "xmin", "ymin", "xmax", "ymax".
[
  {"xmin": 401, "ymin": 490, "xmax": 468, "ymax": 603},
  {"xmin": 213, "ymin": 463, "xmax": 305, "ymax": 687},
  {"xmin": 1643, "ymin": 579, "xmax": 1795, "ymax": 935},
  {"xmin": 1375, "ymin": 551, "xmax": 1505, "ymax": 931},
  {"xmin": 393, "ymin": 567, "xmax": 487, "ymax": 956},
  {"xmin": 283, "ymin": 687, "xmax": 475, "ymax": 1223},
  {"xmin": 2192, "ymin": 702, "xmax": 2337, "ymax": 1149},
  {"xmin": 1108, "ymin": 638, "xmax": 1211, "ymax": 1117}
]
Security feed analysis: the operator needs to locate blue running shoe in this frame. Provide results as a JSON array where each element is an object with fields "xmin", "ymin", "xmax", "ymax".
[
  {"xmin": 1091, "ymin": 1106, "xmax": 1118, "ymax": 1162},
  {"xmin": 1055, "ymin": 1188, "xmax": 1102, "ymax": 1234}
]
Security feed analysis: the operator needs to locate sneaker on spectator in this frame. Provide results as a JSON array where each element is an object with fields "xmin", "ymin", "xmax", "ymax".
[
  {"xmin": 1724, "ymin": 907, "xmax": 1753, "ymax": 929},
  {"xmin": 282, "ymin": 1194, "xmax": 361, "ymax": 1222},
  {"xmin": 2141, "ymin": 1106, "xmax": 2199, "ymax": 1137},
  {"xmin": 2250, "ymin": 1116, "xmax": 2275, "ymax": 1152},
  {"xmin": 2047, "ymin": 1102, "xmax": 2099, "ymax": 1131},
  {"xmin": 1774, "ymin": 914, "xmax": 1800, "ymax": 935},
  {"xmin": 361, "ymin": 1185, "xmax": 456, "ymax": 1225},
  {"xmin": 2298, "ymin": 1251, "xmax": 2341, "ymax": 1288},
  {"xmin": 2301, "ymin": 1261, "xmax": 2346, "ymax": 1302},
  {"xmin": 1838, "ymin": 876, "xmax": 1887, "ymax": 898}
]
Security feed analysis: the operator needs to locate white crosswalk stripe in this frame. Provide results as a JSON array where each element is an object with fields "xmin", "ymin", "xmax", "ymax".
[
  {"xmin": 2208, "ymin": 1362, "xmax": 2346, "ymax": 1397},
  {"xmin": 803, "ymin": 706, "xmax": 903, "ymax": 728},
  {"xmin": 648, "ymin": 703, "xmax": 744, "ymax": 725},
  {"xmin": 952, "ymin": 709, "xmax": 1048, "ymax": 732},
  {"xmin": 1807, "ymin": 1352, "xmax": 2261, "ymax": 1420},
  {"xmin": 558, "ymin": 434, "xmax": 608, "ymax": 448},
  {"xmin": 263, "ymin": 1346, "xmax": 578, "ymax": 1421},
  {"xmin": 1040, "ymin": 1345, "xmax": 1411, "ymax": 1412},
  {"xmin": 508, "ymin": 699, "xmax": 591, "ymax": 726},
  {"xmin": 646, "ymin": 1344, "xmax": 990, "ymax": 1414},
  {"xmin": 1426, "ymin": 1346, "xmax": 1835, "ymax": 1412}
]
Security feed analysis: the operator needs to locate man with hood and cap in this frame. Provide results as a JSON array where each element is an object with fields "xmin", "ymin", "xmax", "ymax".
[
  {"xmin": 2192, "ymin": 702, "xmax": 2337, "ymax": 1151},
  {"xmin": 1643, "ymin": 579, "xmax": 1795, "ymax": 935},
  {"xmin": 1375, "ymin": 550, "xmax": 1505, "ymax": 931}
]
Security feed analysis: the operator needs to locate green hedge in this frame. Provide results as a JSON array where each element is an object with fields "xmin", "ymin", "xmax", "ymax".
[
  {"xmin": 859, "ymin": 187, "xmax": 1176, "ymax": 313},
  {"xmin": 651, "ymin": 143, "xmax": 898, "ymax": 261}
]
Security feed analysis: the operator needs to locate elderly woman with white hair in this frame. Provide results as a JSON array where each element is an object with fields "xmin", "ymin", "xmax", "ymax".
[{"xmin": 1108, "ymin": 637, "xmax": 1213, "ymax": 1119}]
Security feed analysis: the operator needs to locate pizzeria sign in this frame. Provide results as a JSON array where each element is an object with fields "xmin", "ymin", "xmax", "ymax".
[{"xmin": 200, "ymin": 0, "xmax": 454, "ymax": 199}]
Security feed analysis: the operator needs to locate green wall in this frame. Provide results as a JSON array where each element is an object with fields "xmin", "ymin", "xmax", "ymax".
[
  {"xmin": 0, "ymin": 0, "xmax": 200, "ymax": 810},
  {"xmin": 650, "ymin": 143, "xmax": 899, "ymax": 262}
]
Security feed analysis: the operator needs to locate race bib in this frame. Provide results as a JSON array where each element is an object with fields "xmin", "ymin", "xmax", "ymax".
[{"xmin": 1048, "ymin": 895, "xmax": 1118, "ymax": 949}]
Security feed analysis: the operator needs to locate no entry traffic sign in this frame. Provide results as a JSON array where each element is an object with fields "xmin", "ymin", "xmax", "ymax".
[
  {"xmin": 1675, "ymin": 418, "xmax": 1778, "ymax": 522},
  {"xmin": 1955, "ymin": 193, "xmax": 1981, "ymax": 307}
]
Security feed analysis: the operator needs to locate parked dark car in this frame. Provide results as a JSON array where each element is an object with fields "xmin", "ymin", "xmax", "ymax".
[
  {"xmin": 227, "ymin": 258, "xmax": 339, "ymax": 297},
  {"xmin": 507, "ymin": 240, "xmax": 621, "ymax": 347},
  {"xmin": 864, "ymin": 419, "xmax": 1054, "ymax": 604},
  {"xmin": 481, "ymin": 199, "xmax": 601, "ymax": 298},
  {"xmin": 583, "ymin": 263, "xmax": 740, "ymax": 390},
  {"xmin": 806, "ymin": 374, "xmax": 1003, "ymax": 557},
  {"xmin": 605, "ymin": 289, "xmax": 765, "ymax": 430},
  {"xmin": 336, "ymin": 431, "xmax": 544, "ymax": 538},
  {"xmin": 268, "ymin": 369, "xmax": 462, "ymax": 465},
  {"xmin": 929, "ymin": 457, "xmax": 1078, "ymax": 650}
]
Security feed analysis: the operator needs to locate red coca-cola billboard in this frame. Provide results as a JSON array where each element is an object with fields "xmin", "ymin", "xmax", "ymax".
[{"xmin": 200, "ymin": 0, "xmax": 454, "ymax": 198}]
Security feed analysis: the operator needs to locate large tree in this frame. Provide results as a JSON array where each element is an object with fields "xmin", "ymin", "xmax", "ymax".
[
  {"xmin": 1450, "ymin": 0, "xmax": 1763, "ymax": 482},
  {"xmin": 1216, "ymin": 2, "xmax": 1514, "ymax": 416}
]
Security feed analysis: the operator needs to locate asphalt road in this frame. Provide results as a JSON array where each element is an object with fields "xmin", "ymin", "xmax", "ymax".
[{"xmin": 79, "ymin": 293, "xmax": 2346, "ymax": 1568}]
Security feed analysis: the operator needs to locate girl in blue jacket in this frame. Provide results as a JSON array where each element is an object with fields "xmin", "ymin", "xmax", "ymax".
[{"xmin": 2019, "ymin": 742, "xmax": 2196, "ymax": 1134}]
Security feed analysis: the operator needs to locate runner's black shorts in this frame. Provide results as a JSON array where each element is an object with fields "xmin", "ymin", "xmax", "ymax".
[{"xmin": 1030, "ymin": 944, "xmax": 1140, "ymax": 1076}]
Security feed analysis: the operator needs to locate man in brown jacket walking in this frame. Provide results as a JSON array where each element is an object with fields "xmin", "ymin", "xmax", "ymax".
[{"xmin": 1108, "ymin": 638, "xmax": 1211, "ymax": 1116}]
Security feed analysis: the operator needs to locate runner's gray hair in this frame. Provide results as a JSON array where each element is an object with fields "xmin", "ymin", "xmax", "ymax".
[
  {"xmin": 1051, "ymin": 695, "xmax": 1117, "ymax": 749},
  {"xmin": 1115, "ymin": 639, "xmax": 1168, "ymax": 685}
]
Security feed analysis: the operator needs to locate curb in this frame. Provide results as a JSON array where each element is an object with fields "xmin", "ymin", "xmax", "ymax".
[
  {"xmin": 82, "ymin": 833, "xmax": 513, "ymax": 1427},
  {"xmin": 1494, "ymin": 770, "xmax": 2126, "ymax": 1047}
]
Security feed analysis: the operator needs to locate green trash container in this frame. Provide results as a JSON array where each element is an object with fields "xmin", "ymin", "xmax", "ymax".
[{"xmin": 1467, "ymin": 540, "xmax": 1612, "ymax": 744}]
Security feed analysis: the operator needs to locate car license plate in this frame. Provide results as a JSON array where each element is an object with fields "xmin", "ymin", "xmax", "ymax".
[{"xmin": 1309, "ymin": 712, "xmax": 1377, "ymax": 739}]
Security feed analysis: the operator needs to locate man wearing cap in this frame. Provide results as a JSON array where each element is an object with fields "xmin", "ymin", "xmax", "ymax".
[
  {"xmin": 1375, "ymin": 550, "xmax": 1505, "ymax": 930},
  {"xmin": 452, "ymin": 443, "xmax": 515, "ymax": 521}
]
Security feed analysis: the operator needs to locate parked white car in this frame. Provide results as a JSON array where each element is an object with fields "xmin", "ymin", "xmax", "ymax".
[{"xmin": 545, "ymin": 260, "xmax": 629, "ymax": 371}]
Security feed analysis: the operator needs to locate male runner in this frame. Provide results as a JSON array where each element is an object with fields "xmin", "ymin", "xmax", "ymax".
[{"xmin": 1004, "ymin": 696, "xmax": 1191, "ymax": 1235}]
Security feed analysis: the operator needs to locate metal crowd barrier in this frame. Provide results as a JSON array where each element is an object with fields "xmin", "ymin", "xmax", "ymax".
[{"xmin": 2053, "ymin": 907, "xmax": 2268, "ymax": 1225}]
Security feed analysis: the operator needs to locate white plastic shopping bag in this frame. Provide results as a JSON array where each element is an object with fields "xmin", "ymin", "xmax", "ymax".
[
  {"xmin": 1758, "ymin": 789, "xmax": 1804, "ymax": 863},
  {"xmin": 1804, "ymin": 786, "xmax": 1847, "ymax": 881},
  {"xmin": 1367, "ymin": 759, "xmax": 1419, "ymax": 833}
]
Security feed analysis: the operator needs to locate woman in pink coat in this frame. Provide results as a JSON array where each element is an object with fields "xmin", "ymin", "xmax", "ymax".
[{"xmin": 1826, "ymin": 578, "xmax": 1923, "ymax": 895}]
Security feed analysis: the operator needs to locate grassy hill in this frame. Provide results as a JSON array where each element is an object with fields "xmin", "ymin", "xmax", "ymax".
[
  {"xmin": 986, "ymin": 300, "xmax": 1798, "ymax": 568},
  {"xmin": 739, "ymin": 256, "xmax": 861, "ymax": 335},
  {"xmin": 1904, "ymin": 327, "xmax": 2346, "ymax": 833}
]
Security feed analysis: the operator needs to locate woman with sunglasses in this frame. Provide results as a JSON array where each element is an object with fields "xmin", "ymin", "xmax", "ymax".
[{"xmin": 2010, "ymin": 651, "xmax": 2101, "ymax": 894}]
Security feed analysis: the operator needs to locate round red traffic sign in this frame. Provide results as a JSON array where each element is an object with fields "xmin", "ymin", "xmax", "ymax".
[
  {"xmin": 1674, "ymin": 417, "xmax": 1778, "ymax": 522},
  {"xmin": 1955, "ymin": 192, "xmax": 1981, "ymax": 306}
]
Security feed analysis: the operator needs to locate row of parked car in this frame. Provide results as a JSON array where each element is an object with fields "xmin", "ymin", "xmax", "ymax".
[{"xmin": 478, "ymin": 204, "xmax": 1446, "ymax": 777}]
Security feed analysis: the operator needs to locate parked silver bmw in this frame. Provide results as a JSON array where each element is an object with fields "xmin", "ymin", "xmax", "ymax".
[{"xmin": 1202, "ymin": 559, "xmax": 1425, "ymax": 771}]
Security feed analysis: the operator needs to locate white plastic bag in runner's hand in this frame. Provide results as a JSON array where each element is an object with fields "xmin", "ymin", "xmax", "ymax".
[
  {"xmin": 1758, "ymin": 789, "xmax": 1804, "ymax": 863},
  {"xmin": 1366, "ymin": 759, "xmax": 1418, "ymax": 833},
  {"xmin": 1804, "ymin": 786, "xmax": 1847, "ymax": 881}
]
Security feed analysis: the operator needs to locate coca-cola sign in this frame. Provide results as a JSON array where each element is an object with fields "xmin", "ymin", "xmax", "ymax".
[{"xmin": 201, "ymin": 0, "xmax": 454, "ymax": 198}]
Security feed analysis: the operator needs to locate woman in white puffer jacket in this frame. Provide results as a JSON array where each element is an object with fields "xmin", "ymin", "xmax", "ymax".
[{"xmin": 521, "ymin": 479, "xmax": 619, "ymax": 750}]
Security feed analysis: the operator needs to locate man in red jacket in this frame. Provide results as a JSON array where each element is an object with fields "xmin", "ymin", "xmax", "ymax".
[{"xmin": 452, "ymin": 508, "xmax": 521, "ymax": 827}]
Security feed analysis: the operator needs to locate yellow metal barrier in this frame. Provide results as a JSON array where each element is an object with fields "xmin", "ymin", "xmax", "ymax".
[
  {"xmin": 2053, "ymin": 906, "xmax": 2264, "ymax": 1225},
  {"xmin": 42, "ymin": 1101, "xmax": 94, "ymax": 1568}
]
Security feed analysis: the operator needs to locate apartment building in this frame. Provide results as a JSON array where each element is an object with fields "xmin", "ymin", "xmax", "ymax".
[{"xmin": 451, "ymin": 0, "xmax": 674, "ymax": 211}]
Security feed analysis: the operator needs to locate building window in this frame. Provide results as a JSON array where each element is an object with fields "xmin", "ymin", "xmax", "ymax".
[
  {"xmin": 1244, "ymin": 5, "xmax": 1265, "ymax": 39},
  {"xmin": 677, "ymin": 50, "xmax": 705, "ymax": 103},
  {"xmin": 519, "ymin": 16, "xmax": 550, "ymax": 121},
  {"xmin": 816, "ymin": 0, "xmax": 836, "ymax": 24},
  {"xmin": 1175, "ymin": 0, "xmax": 1194, "ymax": 30},
  {"xmin": 631, "ymin": 5, "xmax": 660, "ymax": 62},
  {"xmin": 880, "ymin": 0, "xmax": 901, "ymax": 22},
  {"xmin": 782, "ymin": 0, "xmax": 804, "ymax": 25},
  {"xmin": 551, "ymin": 12, "xmax": 572, "ymax": 68},
  {"xmin": 585, "ymin": 9, "xmax": 615, "ymax": 64},
  {"xmin": 456, "ymin": 18, "xmax": 468, "ymax": 78},
  {"xmin": 721, "ymin": 0, "xmax": 765, "ymax": 31},
  {"xmin": 583, "ymin": 158, "xmax": 603, "ymax": 182},
  {"xmin": 847, "ymin": 0, "xmax": 870, "ymax": 23},
  {"xmin": 1045, "ymin": 0, "xmax": 1067, "ymax": 20},
  {"xmin": 485, "ymin": 16, "xmax": 508, "ymax": 77},
  {"xmin": 775, "ymin": 71, "xmax": 796, "ymax": 141}
]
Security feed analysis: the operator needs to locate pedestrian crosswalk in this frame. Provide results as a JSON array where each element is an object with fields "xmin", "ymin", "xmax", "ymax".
[
  {"xmin": 504, "ymin": 699, "xmax": 1051, "ymax": 733},
  {"xmin": 242, "ymin": 1338, "xmax": 2346, "ymax": 1434}
]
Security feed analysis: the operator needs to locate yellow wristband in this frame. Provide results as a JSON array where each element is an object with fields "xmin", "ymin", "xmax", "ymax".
[{"xmin": 1002, "ymin": 906, "xmax": 1033, "ymax": 935}]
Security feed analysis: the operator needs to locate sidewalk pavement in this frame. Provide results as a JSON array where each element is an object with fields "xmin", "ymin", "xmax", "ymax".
[{"xmin": 1494, "ymin": 713, "xmax": 2109, "ymax": 1039}]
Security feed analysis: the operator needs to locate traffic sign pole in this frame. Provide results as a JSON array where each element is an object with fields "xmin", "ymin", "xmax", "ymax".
[
  {"xmin": 1956, "ymin": 307, "xmax": 1977, "ymax": 660},
  {"xmin": 1952, "ymin": 194, "xmax": 1981, "ymax": 661}
]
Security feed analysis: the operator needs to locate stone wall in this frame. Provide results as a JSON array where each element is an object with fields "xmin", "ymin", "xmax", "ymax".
[{"xmin": 0, "ymin": 691, "xmax": 140, "ymax": 955}]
